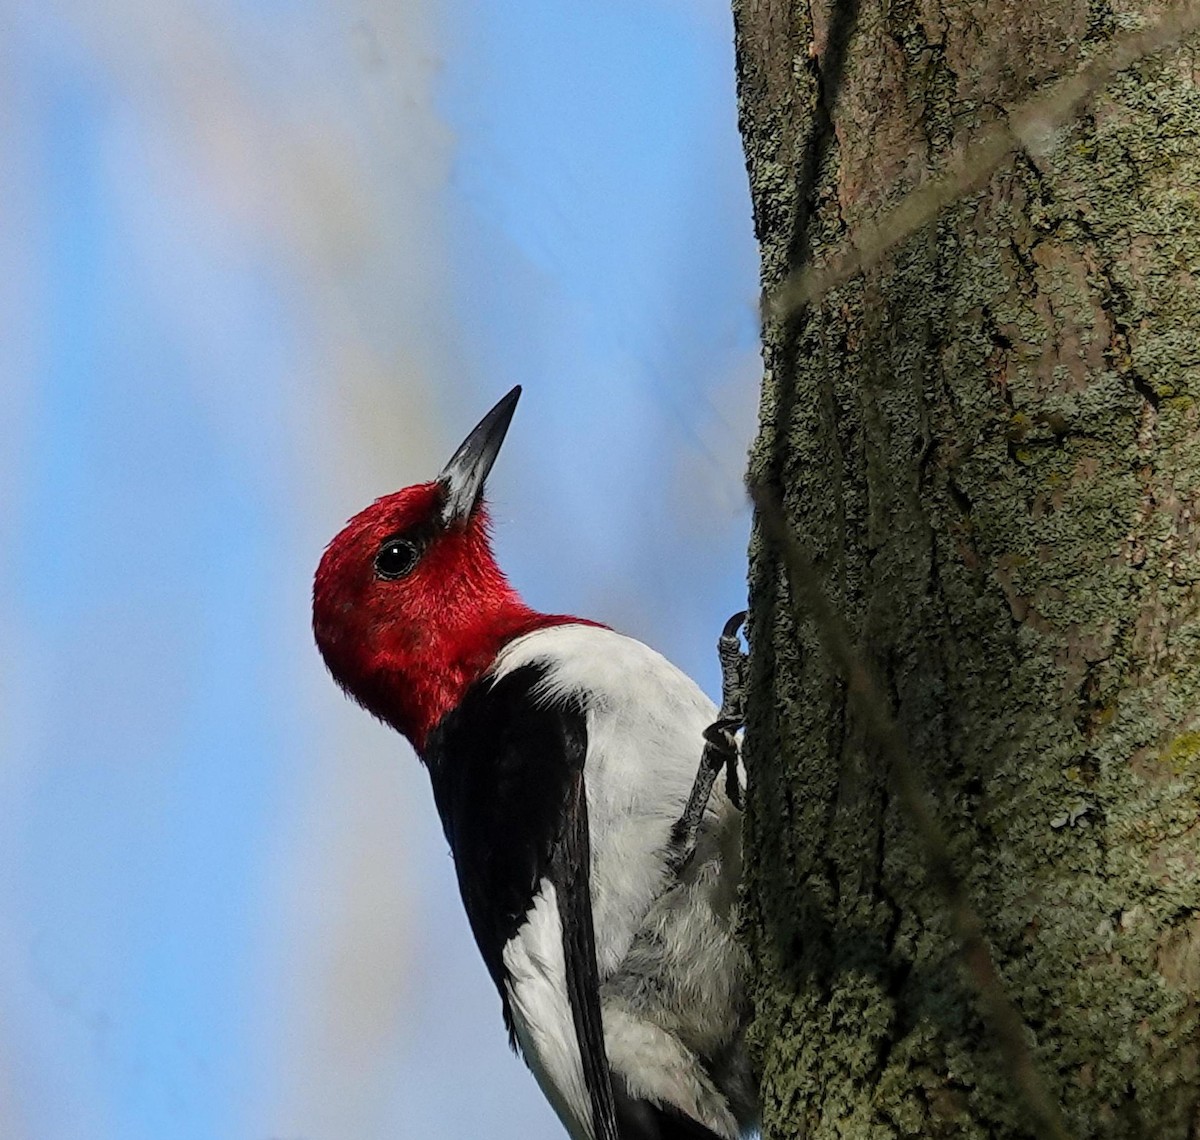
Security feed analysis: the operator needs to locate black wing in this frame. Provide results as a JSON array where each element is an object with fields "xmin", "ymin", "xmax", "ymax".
[
  {"xmin": 614, "ymin": 1090, "xmax": 731, "ymax": 1140},
  {"xmin": 551, "ymin": 766, "xmax": 619, "ymax": 1140},
  {"xmin": 423, "ymin": 662, "xmax": 618, "ymax": 1140}
]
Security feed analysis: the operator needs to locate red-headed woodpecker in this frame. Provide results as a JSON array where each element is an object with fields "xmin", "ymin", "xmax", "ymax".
[{"xmin": 312, "ymin": 388, "xmax": 757, "ymax": 1140}]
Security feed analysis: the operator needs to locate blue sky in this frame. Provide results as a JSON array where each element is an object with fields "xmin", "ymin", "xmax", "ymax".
[{"xmin": 0, "ymin": 2, "xmax": 759, "ymax": 1137}]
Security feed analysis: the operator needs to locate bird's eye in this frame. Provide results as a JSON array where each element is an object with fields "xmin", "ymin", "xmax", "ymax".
[{"xmin": 375, "ymin": 537, "xmax": 420, "ymax": 580}]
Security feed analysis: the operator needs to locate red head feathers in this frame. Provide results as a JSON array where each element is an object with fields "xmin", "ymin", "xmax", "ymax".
[{"xmin": 312, "ymin": 387, "xmax": 585, "ymax": 750}]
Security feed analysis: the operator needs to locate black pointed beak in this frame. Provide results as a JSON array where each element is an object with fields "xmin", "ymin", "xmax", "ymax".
[{"xmin": 437, "ymin": 385, "xmax": 522, "ymax": 527}]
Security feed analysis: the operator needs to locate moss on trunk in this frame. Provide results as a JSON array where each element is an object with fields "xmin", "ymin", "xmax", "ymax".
[{"xmin": 734, "ymin": 1, "xmax": 1200, "ymax": 1136}]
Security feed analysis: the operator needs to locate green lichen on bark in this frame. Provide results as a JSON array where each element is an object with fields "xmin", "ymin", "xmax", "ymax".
[{"xmin": 734, "ymin": 0, "xmax": 1200, "ymax": 1136}]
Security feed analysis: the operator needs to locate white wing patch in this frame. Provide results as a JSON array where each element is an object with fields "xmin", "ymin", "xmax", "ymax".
[{"xmin": 504, "ymin": 881, "xmax": 593, "ymax": 1140}]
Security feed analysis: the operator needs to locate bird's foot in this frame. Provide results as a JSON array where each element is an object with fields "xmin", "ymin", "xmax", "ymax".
[{"xmin": 667, "ymin": 611, "xmax": 747, "ymax": 874}]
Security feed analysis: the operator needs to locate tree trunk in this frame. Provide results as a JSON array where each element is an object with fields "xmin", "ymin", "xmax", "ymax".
[{"xmin": 734, "ymin": 1, "xmax": 1200, "ymax": 1136}]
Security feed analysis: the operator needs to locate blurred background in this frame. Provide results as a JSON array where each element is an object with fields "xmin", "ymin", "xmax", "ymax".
[{"xmin": 0, "ymin": 0, "xmax": 759, "ymax": 1136}]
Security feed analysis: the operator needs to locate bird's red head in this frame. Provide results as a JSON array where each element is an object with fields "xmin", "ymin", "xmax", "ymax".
[{"xmin": 313, "ymin": 387, "xmax": 580, "ymax": 752}]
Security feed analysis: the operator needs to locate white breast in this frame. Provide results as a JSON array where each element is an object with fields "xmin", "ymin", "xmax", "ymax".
[
  {"xmin": 494, "ymin": 624, "xmax": 722, "ymax": 1137},
  {"xmin": 495, "ymin": 624, "xmax": 717, "ymax": 972}
]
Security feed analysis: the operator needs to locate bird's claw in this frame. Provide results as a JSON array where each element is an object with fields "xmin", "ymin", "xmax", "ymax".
[{"xmin": 668, "ymin": 611, "xmax": 748, "ymax": 872}]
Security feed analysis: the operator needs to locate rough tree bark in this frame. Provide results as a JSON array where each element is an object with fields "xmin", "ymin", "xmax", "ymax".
[{"xmin": 734, "ymin": 1, "xmax": 1200, "ymax": 1137}]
